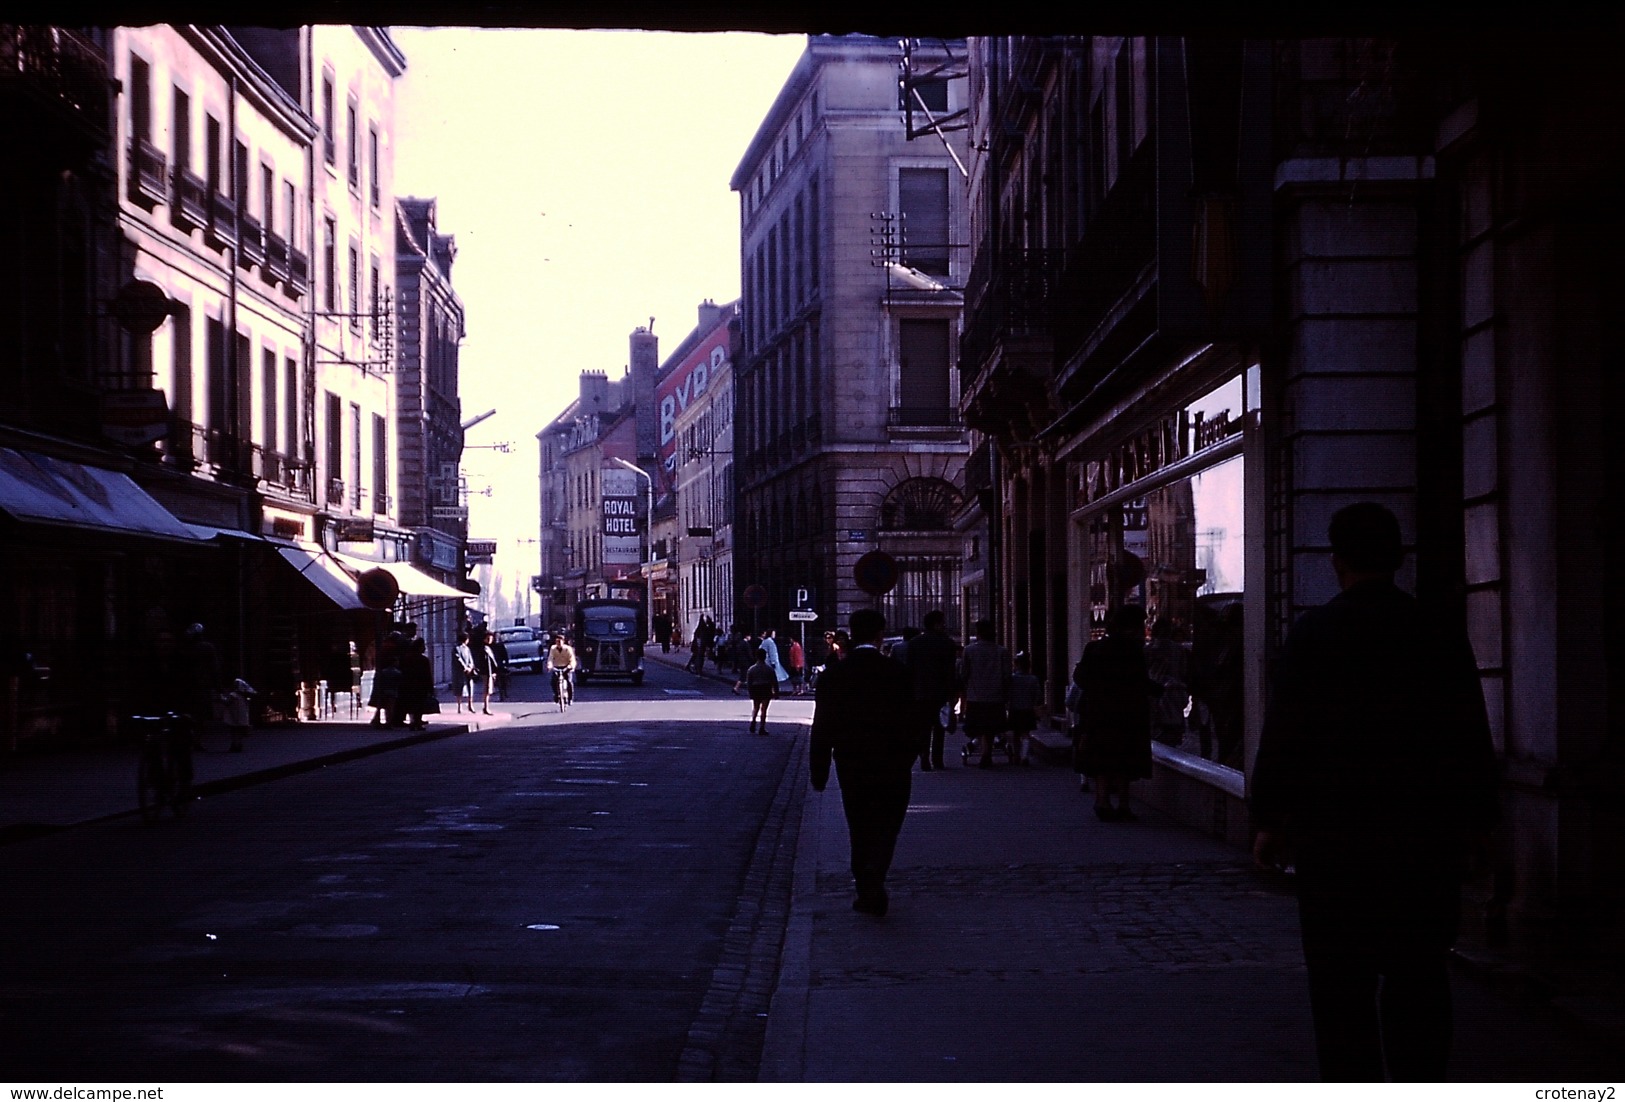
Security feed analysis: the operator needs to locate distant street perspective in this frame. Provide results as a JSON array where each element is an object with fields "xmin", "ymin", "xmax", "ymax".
[{"xmin": 2, "ymin": 22, "xmax": 1622, "ymax": 1087}]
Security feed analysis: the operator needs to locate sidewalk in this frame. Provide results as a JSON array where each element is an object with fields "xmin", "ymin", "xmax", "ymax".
[
  {"xmin": 639, "ymin": 648, "xmax": 1625, "ymax": 1081},
  {"xmin": 0, "ymin": 705, "xmax": 515, "ymax": 842}
]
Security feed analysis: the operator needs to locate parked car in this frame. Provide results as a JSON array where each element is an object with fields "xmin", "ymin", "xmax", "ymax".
[{"xmin": 493, "ymin": 625, "xmax": 544, "ymax": 673}]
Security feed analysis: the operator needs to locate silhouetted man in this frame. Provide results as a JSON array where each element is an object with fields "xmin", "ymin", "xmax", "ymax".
[
  {"xmin": 905, "ymin": 609, "xmax": 959, "ymax": 770},
  {"xmin": 810, "ymin": 608, "xmax": 917, "ymax": 916},
  {"xmin": 1251, "ymin": 502, "xmax": 1499, "ymax": 1081}
]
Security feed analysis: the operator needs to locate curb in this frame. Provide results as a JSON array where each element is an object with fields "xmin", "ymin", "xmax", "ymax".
[{"xmin": 0, "ymin": 723, "xmax": 472, "ymax": 846}]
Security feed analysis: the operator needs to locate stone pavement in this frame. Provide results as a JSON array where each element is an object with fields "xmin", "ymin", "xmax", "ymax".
[{"xmin": 646, "ymin": 645, "xmax": 1625, "ymax": 1082}]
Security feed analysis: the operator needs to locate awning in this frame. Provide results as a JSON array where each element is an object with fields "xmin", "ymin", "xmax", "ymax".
[
  {"xmin": 185, "ymin": 523, "xmax": 265, "ymax": 542},
  {"xmin": 0, "ymin": 446, "xmax": 200, "ymax": 542},
  {"xmin": 331, "ymin": 553, "xmax": 471, "ymax": 601},
  {"xmin": 270, "ymin": 540, "xmax": 367, "ymax": 610}
]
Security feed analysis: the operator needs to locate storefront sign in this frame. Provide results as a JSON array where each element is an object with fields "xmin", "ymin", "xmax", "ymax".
[
  {"xmin": 335, "ymin": 518, "xmax": 375, "ymax": 543},
  {"xmin": 1077, "ymin": 378, "xmax": 1246, "ymax": 509},
  {"xmin": 602, "ymin": 465, "xmax": 642, "ymax": 566},
  {"xmin": 465, "ymin": 539, "xmax": 497, "ymax": 565},
  {"xmin": 99, "ymin": 389, "xmax": 170, "ymax": 446}
]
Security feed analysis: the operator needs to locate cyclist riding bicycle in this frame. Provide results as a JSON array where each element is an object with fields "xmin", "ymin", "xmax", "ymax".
[{"xmin": 546, "ymin": 633, "xmax": 577, "ymax": 704}]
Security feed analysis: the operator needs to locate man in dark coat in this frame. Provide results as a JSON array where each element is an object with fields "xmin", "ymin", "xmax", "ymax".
[
  {"xmin": 810, "ymin": 608, "xmax": 918, "ymax": 917},
  {"xmin": 1251, "ymin": 502, "xmax": 1499, "ymax": 1082},
  {"xmin": 905, "ymin": 609, "xmax": 960, "ymax": 771}
]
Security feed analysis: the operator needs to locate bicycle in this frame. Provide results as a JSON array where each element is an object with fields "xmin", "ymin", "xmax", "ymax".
[
  {"xmin": 132, "ymin": 711, "xmax": 194, "ymax": 822},
  {"xmin": 549, "ymin": 666, "xmax": 574, "ymax": 712}
]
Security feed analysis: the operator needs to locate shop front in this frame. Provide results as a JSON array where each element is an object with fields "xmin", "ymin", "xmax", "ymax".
[{"xmin": 1064, "ymin": 367, "xmax": 1265, "ymax": 844}]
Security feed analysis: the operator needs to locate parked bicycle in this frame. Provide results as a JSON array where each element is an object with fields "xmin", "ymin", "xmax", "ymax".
[{"xmin": 132, "ymin": 711, "xmax": 194, "ymax": 822}]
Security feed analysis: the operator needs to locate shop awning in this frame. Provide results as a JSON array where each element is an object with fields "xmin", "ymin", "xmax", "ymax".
[
  {"xmin": 0, "ymin": 447, "xmax": 200, "ymax": 542},
  {"xmin": 332, "ymin": 553, "xmax": 471, "ymax": 601},
  {"xmin": 270, "ymin": 540, "xmax": 367, "ymax": 610},
  {"xmin": 185, "ymin": 523, "xmax": 265, "ymax": 542}
]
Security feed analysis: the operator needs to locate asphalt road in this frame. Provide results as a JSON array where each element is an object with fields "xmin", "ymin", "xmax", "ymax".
[{"xmin": 0, "ymin": 661, "xmax": 811, "ymax": 1082}]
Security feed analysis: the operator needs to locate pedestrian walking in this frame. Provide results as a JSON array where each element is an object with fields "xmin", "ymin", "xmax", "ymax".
[
  {"xmin": 1006, "ymin": 652, "xmax": 1043, "ymax": 765},
  {"xmin": 809, "ymin": 608, "xmax": 917, "ymax": 917},
  {"xmin": 222, "ymin": 677, "xmax": 254, "ymax": 752},
  {"xmin": 1072, "ymin": 604, "xmax": 1157, "ymax": 820},
  {"xmin": 786, "ymin": 635, "xmax": 806, "ymax": 694},
  {"xmin": 453, "ymin": 630, "xmax": 476, "ymax": 713},
  {"xmin": 734, "ymin": 646, "xmax": 779, "ymax": 734},
  {"xmin": 397, "ymin": 637, "xmax": 436, "ymax": 730},
  {"xmin": 904, "ymin": 609, "xmax": 959, "ymax": 771},
  {"xmin": 760, "ymin": 627, "xmax": 791, "ymax": 695},
  {"xmin": 957, "ymin": 618, "xmax": 1010, "ymax": 769},
  {"xmin": 653, "ymin": 612, "xmax": 672, "ymax": 654},
  {"xmin": 175, "ymin": 622, "xmax": 222, "ymax": 744},
  {"xmin": 469, "ymin": 626, "xmax": 498, "ymax": 715},
  {"xmin": 1250, "ymin": 502, "xmax": 1499, "ymax": 1082}
]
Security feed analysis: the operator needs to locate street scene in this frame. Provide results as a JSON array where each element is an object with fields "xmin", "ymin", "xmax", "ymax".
[
  {"xmin": 1, "ymin": 654, "xmax": 1618, "ymax": 1085},
  {"xmin": 2, "ymin": 18, "xmax": 1623, "ymax": 1090}
]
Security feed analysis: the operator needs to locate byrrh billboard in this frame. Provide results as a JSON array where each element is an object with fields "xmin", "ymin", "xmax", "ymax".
[
  {"xmin": 655, "ymin": 314, "xmax": 734, "ymax": 491},
  {"xmin": 601, "ymin": 464, "xmax": 642, "ymax": 567}
]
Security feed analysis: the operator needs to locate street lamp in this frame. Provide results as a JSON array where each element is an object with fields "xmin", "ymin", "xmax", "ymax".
[{"xmin": 607, "ymin": 458, "xmax": 654, "ymax": 636}]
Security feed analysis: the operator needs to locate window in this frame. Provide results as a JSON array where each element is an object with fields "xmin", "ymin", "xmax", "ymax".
[
  {"xmin": 321, "ymin": 74, "xmax": 335, "ymax": 164},
  {"xmin": 896, "ymin": 319, "xmax": 952, "ymax": 423},
  {"xmin": 1114, "ymin": 43, "xmax": 1133, "ymax": 176},
  {"xmin": 901, "ymin": 76, "xmax": 948, "ymax": 113},
  {"xmin": 350, "ymin": 402, "xmax": 361, "ymax": 507},
  {"xmin": 348, "ymin": 244, "xmax": 360, "ymax": 332},
  {"xmin": 346, "ymin": 96, "xmax": 359, "ymax": 188},
  {"xmin": 261, "ymin": 164, "xmax": 274, "ymax": 228},
  {"xmin": 128, "ymin": 55, "xmax": 150, "ymax": 141},
  {"xmin": 284, "ymin": 355, "xmax": 299, "ymax": 460},
  {"xmin": 369, "ymin": 124, "xmax": 380, "ymax": 207},
  {"xmin": 171, "ymin": 87, "xmax": 189, "ymax": 168},
  {"xmin": 283, "ymin": 180, "xmax": 296, "ymax": 239},
  {"xmin": 326, "ymin": 391, "xmax": 342, "ymax": 496},
  {"xmin": 807, "ymin": 176, "xmax": 820, "ymax": 293},
  {"xmin": 369, "ymin": 257, "xmax": 379, "ymax": 338},
  {"xmin": 206, "ymin": 317, "xmax": 228, "ymax": 438},
  {"xmin": 171, "ymin": 304, "xmax": 193, "ymax": 432},
  {"xmin": 372, "ymin": 413, "xmax": 388, "ymax": 514},
  {"xmin": 262, "ymin": 347, "xmax": 278, "ymax": 452},
  {"xmin": 205, "ymin": 114, "xmax": 221, "ymax": 193},
  {"xmin": 322, "ymin": 218, "xmax": 336, "ymax": 311},
  {"xmin": 899, "ymin": 167, "xmax": 950, "ymax": 276},
  {"xmin": 233, "ymin": 139, "xmax": 248, "ymax": 204}
]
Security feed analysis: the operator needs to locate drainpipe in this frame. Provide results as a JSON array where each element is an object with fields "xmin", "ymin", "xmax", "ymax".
[{"xmin": 226, "ymin": 72, "xmax": 248, "ymax": 679}]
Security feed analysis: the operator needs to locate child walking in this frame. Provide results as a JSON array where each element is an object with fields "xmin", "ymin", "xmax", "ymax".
[
  {"xmin": 734, "ymin": 646, "xmax": 779, "ymax": 735},
  {"xmin": 1006, "ymin": 652, "xmax": 1043, "ymax": 765}
]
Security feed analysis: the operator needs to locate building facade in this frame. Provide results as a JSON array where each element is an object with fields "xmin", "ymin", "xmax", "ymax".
[
  {"xmin": 664, "ymin": 300, "xmax": 739, "ymax": 642},
  {"xmin": 731, "ymin": 35, "xmax": 971, "ymax": 649},
  {"xmin": 394, "ymin": 195, "xmax": 468, "ymax": 682},
  {"xmin": 958, "ymin": 34, "xmax": 1623, "ymax": 958}
]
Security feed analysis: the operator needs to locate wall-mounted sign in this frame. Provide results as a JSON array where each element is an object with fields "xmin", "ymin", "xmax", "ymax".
[
  {"xmin": 335, "ymin": 518, "xmax": 375, "ymax": 543},
  {"xmin": 99, "ymin": 389, "xmax": 170, "ymax": 447},
  {"xmin": 601, "ymin": 464, "xmax": 642, "ymax": 567}
]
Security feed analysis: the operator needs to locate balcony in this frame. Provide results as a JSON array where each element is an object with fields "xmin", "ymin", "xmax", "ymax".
[
  {"xmin": 264, "ymin": 231, "xmax": 289, "ymax": 286},
  {"xmin": 288, "ymin": 248, "xmax": 309, "ymax": 299},
  {"xmin": 207, "ymin": 190, "xmax": 236, "ymax": 250},
  {"xmin": 237, "ymin": 212, "xmax": 264, "ymax": 270},
  {"xmin": 171, "ymin": 165, "xmax": 207, "ymax": 232},
  {"xmin": 127, "ymin": 137, "xmax": 166, "ymax": 208},
  {"xmin": 1, "ymin": 26, "xmax": 112, "ymax": 154},
  {"xmin": 960, "ymin": 245, "xmax": 1064, "ymax": 380},
  {"xmin": 253, "ymin": 445, "xmax": 314, "ymax": 503},
  {"xmin": 887, "ymin": 406, "xmax": 961, "ymax": 429}
]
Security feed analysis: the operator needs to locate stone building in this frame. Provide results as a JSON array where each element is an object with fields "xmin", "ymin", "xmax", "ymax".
[
  {"xmin": 394, "ymin": 195, "xmax": 469, "ymax": 682},
  {"xmin": 957, "ymin": 34, "xmax": 1623, "ymax": 958},
  {"xmin": 731, "ymin": 35, "xmax": 971, "ymax": 648}
]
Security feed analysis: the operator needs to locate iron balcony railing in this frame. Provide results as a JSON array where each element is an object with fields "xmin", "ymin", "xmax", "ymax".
[
  {"xmin": 171, "ymin": 165, "xmax": 207, "ymax": 231},
  {"xmin": 265, "ymin": 231, "xmax": 289, "ymax": 286},
  {"xmin": 288, "ymin": 248, "xmax": 309, "ymax": 299},
  {"xmin": 127, "ymin": 137, "xmax": 166, "ymax": 207},
  {"xmin": 1, "ymin": 25, "xmax": 110, "ymax": 135},
  {"xmin": 237, "ymin": 212, "xmax": 264, "ymax": 270},
  {"xmin": 888, "ymin": 406, "xmax": 961, "ymax": 429},
  {"xmin": 959, "ymin": 245, "xmax": 1065, "ymax": 377},
  {"xmin": 207, "ymin": 190, "xmax": 236, "ymax": 250}
]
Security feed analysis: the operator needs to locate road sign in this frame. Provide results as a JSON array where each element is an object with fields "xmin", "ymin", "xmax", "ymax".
[
  {"xmin": 356, "ymin": 567, "xmax": 399, "ymax": 610},
  {"xmin": 742, "ymin": 583, "xmax": 768, "ymax": 610},
  {"xmin": 854, "ymin": 550, "xmax": 899, "ymax": 596},
  {"xmin": 791, "ymin": 585, "xmax": 815, "ymax": 609},
  {"xmin": 788, "ymin": 609, "xmax": 818, "ymax": 622}
]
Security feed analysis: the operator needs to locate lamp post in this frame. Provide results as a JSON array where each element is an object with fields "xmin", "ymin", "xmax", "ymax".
[{"xmin": 607, "ymin": 457, "xmax": 654, "ymax": 634}]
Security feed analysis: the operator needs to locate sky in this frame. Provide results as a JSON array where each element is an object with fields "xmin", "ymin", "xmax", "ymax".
[{"xmin": 388, "ymin": 27, "xmax": 808, "ymax": 617}]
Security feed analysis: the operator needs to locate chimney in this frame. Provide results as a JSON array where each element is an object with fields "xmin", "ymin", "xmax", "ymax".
[
  {"xmin": 629, "ymin": 325, "xmax": 659, "ymax": 463},
  {"xmin": 579, "ymin": 369, "xmax": 610, "ymax": 414},
  {"xmin": 697, "ymin": 298, "xmax": 725, "ymax": 333}
]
